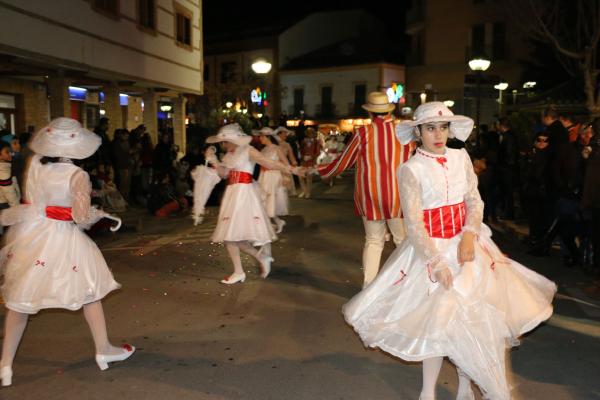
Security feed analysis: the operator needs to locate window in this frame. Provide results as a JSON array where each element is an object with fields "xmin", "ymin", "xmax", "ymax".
[
  {"xmin": 93, "ymin": 0, "xmax": 119, "ymax": 18},
  {"xmin": 321, "ymin": 86, "xmax": 333, "ymax": 117},
  {"xmin": 138, "ymin": 0, "xmax": 156, "ymax": 30},
  {"xmin": 471, "ymin": 24, "xmax": 485, "ymax": 55},
  {"xmin": 204, "ymin": 64, "xmax": 210, "ymax": 82},
  {"xmin": 174, "ymin": 2, "xmax": 192, "ymax": 48},
  {"xmin": 220, "ymin": 62, "xmax": 237, "ymax": 84},
  {"xmin": 493, "ymin": 22, "xmax": 506, "ymax": 60},
  {"xmin": 293, "ymin": 88, "xmax": 304, "ymax": 116},
  {"xmin": 354, "ymin": 84, "xmax": 366, "ymax": 115}
]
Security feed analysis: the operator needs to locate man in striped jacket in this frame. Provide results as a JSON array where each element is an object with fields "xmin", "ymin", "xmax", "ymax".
[{"xmin": 319, "ymin": 92, "xmax": 413, "ymax": 287}]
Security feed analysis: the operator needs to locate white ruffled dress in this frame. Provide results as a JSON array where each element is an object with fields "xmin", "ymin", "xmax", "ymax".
[
  {"xmin": 0, "ymin": 156, "xmax": 120, "ymax": 314},
  {"xmin": 343, "ymin": 148, "xmax": 556, "ymax": 400},
  {"xmin": 211, "ymin": 145, "xmax": 277, "ymax": 246},
  {"xmin": 258, "ymin": 144, "xmax": 289, "ymax": 218}
]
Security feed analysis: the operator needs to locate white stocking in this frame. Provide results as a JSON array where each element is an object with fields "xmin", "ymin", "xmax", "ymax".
[
  {"xmin": 421, "ymin": 357, "xmax": 443, "ymax": 399},
  {"xmin": 0, "ymin": 309, "xmax": 28, "ymax": 368},
  {"xmin": 225, "ymin": 241, "xmax": 244, "ymax": 275},
  {"xmin": 83, "ymin": 301, "xmax": 121, "ymax": 356}
]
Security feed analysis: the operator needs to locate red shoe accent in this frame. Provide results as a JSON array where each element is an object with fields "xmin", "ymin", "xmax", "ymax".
[{"xmin": 123, "ymin": 344, "xmax": 133, "ymax": 352}]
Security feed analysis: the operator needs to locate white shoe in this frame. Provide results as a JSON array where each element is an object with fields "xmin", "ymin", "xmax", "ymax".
[
  {"xmin": 220, "ymin": 273, "xmax": 246, "ymax": 284},
  {"xmin": 298, "ymin": 192, "xmax": 305, "ymax": 198},
  {"xmin": 275, "ymin": 219, "xmax": 286, "ymax": 234},
  {"xmin": 259, "ymin": 255, "xmax": 274, "ymax": 278},
  {"xmin": 305, "ymin": 193, "xmax": 311, "ymax": 199},
  {"xmin": 95, "ymin": 344, "xmax": 135, "ymax": 371},
  {"xmin": 192, "ymin": 214, "xmax": 203, "ymax": 226},
  {"xmin": 1, "ymin": 366, "xmax": 12, "ymax": 387}
]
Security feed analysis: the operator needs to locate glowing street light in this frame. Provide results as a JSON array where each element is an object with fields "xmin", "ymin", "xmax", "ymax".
[
  {"xmin": 443, "ymin": 100, "xmax": 455, "ymax": 108},
  {"xmin": 251, "ymin": 59, "xmax": 272, "ymax": 74},
  {"xmin": 523, "ymin": 81, "xmax": 537, "ymax": 89},
  {"xmin": 469, "ymin": 54, "xmax": 492, "ymax": 150},
  {"xmin": 225, "ymin": 101, "xmax": 233, "ymax": 109},
  {"xmin": 494, "ymin": 82, "xmax": 509, "ymax": 116}
]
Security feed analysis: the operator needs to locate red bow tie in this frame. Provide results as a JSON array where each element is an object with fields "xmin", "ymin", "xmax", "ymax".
[{"xmin": 436, "ymin": 157, "xmax": 447, "ymax": 167}]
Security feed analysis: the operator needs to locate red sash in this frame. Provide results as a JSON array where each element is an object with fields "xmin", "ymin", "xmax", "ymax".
[
  {"xmin": 46, "ymin": 206, "xmax": 73, "ymax": 221},
  {"xmin": 423, "ymin": 202, "xmax": 466, "ymax": 239},
  {"xmin": 228, "ymin": 171, "xmax": 253, "ymax": 185}
]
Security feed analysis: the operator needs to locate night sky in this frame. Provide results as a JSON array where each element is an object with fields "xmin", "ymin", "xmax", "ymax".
[{"xmin": 203, "ymin": 0, "xmax": 409, "ymax": 40}]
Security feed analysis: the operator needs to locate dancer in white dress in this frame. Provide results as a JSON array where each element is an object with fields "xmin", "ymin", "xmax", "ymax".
[
  {"xmin": 274, "ymin": 127, "xmax": 298, "ymax": 196},
  {"xmin": 0, "ymin": 118, "xmax": 134, "ymax": 387},
  {"xmin": 257, "ymin": 127, "xmax": 289, "ymax": 234},
  {"xmin": 206, "ymin": 124, "xmax": 302, "ymax": 285},
  {"xmin": 343, "ymin": 103, "xmax": 556, "ymax": 400}
]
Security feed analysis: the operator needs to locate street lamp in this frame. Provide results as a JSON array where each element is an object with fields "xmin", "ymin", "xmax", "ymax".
[
  {"xmin": 443, "ymin": 100, "xmax": 455, "ymax": 108},
  {"xmin": 469, "ymin": 55, "xmax": 491, "ymax": 150},
  {"xmin": 251, "ymin": 59, "xmax": 272, "ymax": 119},
  {"xmin": 251, "ymin": 59, "xmax": 272, "ymax": 74},
  {"xmin": 494, "ymin": 82, "xmax": 508, "ymax": 116}
]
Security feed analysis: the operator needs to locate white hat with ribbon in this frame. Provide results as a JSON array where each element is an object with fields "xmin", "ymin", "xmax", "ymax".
[
  {"xmin": 206, "ymin": 123, "xmax": 252, "ymax": 146},
  {"xmin": 30, "ymin": 117, "xmax": 101, "ymax": 159},
  {"xmin": 395, "ymin": 102, "xmax": 474, "ymax": 145}
]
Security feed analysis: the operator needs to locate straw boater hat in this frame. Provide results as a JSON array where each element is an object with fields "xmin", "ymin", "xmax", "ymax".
[
  {"xmin": 362, "ymin": 91, "xmax": 395, "ymax": 113},
  {"xmin": 395, "ymin": 102, "xmax": 474, "ymax": 145},
  {"xmin": 206, "ymin": 123, "xmax": 252, "ymax": 146},
  {"xmin": 30, "ymin": 117, "xmax": 101, "ymax": 159}
]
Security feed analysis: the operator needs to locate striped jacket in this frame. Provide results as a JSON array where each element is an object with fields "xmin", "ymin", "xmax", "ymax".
[{"xmin": 318, "ymin": 117, "xmax": 413, "ymax": 220}]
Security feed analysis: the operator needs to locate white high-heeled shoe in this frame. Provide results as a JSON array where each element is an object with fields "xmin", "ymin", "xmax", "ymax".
[
  {"xmin": 1, "ymin": 366, "xmax": 12, "ymax": 387},
  {"xmin": 275, "ymin": 219, "xmax": 286, "ymax": 234},
  {"xmin": 259, "ymin": 255, "xmax": 274, "ymax": 278},
  {"xmin": 95, "ymin": 344, "xmax": 135, "ymax": 371},
  {"xmin": 220, "ymin": 273, "xmax": 246, "ymax": 284}
]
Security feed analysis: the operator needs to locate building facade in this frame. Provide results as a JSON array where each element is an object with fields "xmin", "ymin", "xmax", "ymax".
[
  {"xmin": 280, "ymin": 63, "xmax": 405, "ymax": 122},
  {"xmin": 0, "ymin": 0, "xmax": 203, "ymax": 151},
  {"xmin": 405, "ymin": 0, "xmax": 531, "ymax": 125}
]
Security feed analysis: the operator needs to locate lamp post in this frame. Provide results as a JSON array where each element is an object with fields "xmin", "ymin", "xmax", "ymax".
[
  {"xmin": 468, "ymin": 55, "xmax": 491, "ymax": 150},
  {"xmin": 494, "ymin": 82, "xmax": 508, "ymax": 116},
  {"xmin": 251, "ymin": 58, "xmax": 272, "ymax": 120}
]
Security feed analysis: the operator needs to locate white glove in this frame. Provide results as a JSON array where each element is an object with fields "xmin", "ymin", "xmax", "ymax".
[{"xmin": 432, "ymin": 260, "xmax": 453, "ymax": 290}]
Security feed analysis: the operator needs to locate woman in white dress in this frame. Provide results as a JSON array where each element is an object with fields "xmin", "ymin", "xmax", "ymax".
[
  {"xmin": 257, "ymin": 127, "xmax": 289, "ymax": 234},
  {"xmin": 206, "ymin": 124, "xmax": 302, "ymax": 285},
  {"xmin": 274, "ymin": 127, "xmax": 298, "ymax": 197},
  {"xmin": 0, "ymin": 118, "xmax": 134, "ymax": 387},
  {"xmin": 343, "ymin": 103, "xmax": 556, "ymax": 400}
]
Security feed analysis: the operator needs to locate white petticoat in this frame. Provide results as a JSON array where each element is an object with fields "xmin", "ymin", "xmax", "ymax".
[
  {"xmin": 258, "ymin": 170, "xmax": 289, "ymax": 218},
  {"xmin": 0, "ymin": 217, "xmax": 120, "ymax": 314},
  {"xmin": 343, "ymin": 224, "xmax": 556, "ymax": 400},
  {"xmin": 211, "ymin": 182, "xmax": 276, "ymax": 246}
]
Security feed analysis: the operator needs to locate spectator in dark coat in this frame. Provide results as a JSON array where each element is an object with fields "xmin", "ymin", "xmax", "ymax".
[
  {"xmin": 497, "ymin": 117, "xmax": 519, "ymax": 220},
  {"xmin": 525, "ymin": 133, "xmax": 552, "ymax": 245},
  {"xmin": 112, "ymin": 129, "xmax": 132, "ymax": 202},
  {"xmin": 542, "ymin": 106, "xmax": 582, "ymax": 265},
  {"xmin": 581, "ymin": 120, "xmax": 600, "ymax": 274},
  {"xmin": 153, "ymin": 132, "xmax": 174, "ymax": 176}
]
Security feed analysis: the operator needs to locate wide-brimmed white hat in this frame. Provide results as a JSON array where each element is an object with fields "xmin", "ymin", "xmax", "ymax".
[
  {"xmin": 274, "ymin": 126, "xmax": 294, "ymax": 135},
  {"xmin": 206, "ymin": 123, "xmax": 252, "ymax": 146},
  {"xmin": 395, "ymin": 102, "xmax": 474, "ymax": 145},
  {"xmin": 251, "ymin": 127, "xmax": 276, "ymax": 136},
  {"xmin": 30, "ymin": 117, "xmax": 101, "ymax": 159},
  {"xmin": 362, "ymin": 91, "xmax": 395, "ymax": 113}
]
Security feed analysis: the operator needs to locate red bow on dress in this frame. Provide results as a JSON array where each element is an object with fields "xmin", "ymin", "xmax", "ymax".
[{"xmin": 436, "ymin": 157, "xmax": 447, "ymax": 168}]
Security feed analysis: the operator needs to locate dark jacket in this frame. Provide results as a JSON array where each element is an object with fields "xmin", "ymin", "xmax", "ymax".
[
  {"xmin": 582, "ymin": 150, "xmax": 600, "ymax": 208},
  {"xmin": 498, "ymin": 129, "xmax": 518, "ymax": 168},
  {"xmin": 525, "ymin": 147, "xmax": 550, "ymax": 197}
]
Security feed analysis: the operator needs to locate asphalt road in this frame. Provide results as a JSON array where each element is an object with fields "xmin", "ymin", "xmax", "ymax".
[{"xmin": 1, "ymin": 175, "xmax": 599, "ymax": 400}]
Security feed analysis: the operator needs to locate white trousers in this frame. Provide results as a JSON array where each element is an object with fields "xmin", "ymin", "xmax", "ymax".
[{"xmin": 362, "ymin": 217, "xmax": 406, "ymax": 287}]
